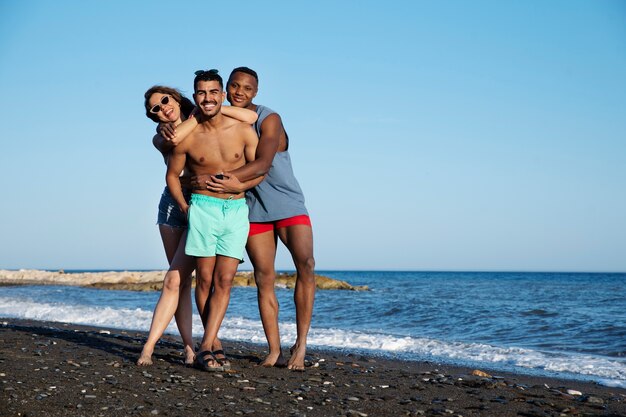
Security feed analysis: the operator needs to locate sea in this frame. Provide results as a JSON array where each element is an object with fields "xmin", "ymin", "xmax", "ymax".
[{"xmin": 1, "ymin": 271, "xmax": 625, "ymax": 388}]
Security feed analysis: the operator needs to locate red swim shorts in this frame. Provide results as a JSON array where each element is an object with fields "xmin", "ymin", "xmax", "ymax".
[{"xmin": 248, "ymin": 215, "xmax": 312, "ymax": 237}]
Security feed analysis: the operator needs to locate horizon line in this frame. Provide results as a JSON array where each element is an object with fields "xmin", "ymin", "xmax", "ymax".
[{"xmin": 2, "ymin": 267, "xmax": 625, "ymax": 274}]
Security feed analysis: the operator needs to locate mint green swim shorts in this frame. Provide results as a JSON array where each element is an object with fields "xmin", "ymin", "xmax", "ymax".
[{"xmin": 185, "ymin": 194, "xmax": 249, "ymax": 260}]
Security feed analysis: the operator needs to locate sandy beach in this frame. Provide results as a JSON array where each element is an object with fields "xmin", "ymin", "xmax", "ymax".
[{"xmin": 1, "ymin": 318, "xmax": 624, "ymax": 417}]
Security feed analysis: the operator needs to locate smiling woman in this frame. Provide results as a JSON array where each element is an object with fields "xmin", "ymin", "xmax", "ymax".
[
  {"xmin": 137, "ymin": 85, "xmax": 258, "ymax": 367},
  {"xmin": 139, "ymin": 86, "xmax": 199, "ymax": 367}
]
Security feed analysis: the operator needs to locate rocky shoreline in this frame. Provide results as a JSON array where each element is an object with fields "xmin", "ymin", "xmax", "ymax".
[
  {"xmin": 1, "ymin": 318, "xmax": 625, "ymax": 417},
  {"xmin": 0, "ymin": 269, "xmax": 368, "ymax": 291}
]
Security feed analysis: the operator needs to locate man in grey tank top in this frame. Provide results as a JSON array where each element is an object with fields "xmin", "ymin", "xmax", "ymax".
[{"xmin": 198, "ymin": 67, "xmax": 315, "ymax": 371}]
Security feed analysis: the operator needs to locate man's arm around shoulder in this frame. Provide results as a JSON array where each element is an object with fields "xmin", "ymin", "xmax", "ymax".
[
  {"xmin": 241, "ymin": 123, "xmax": 258, "ymax": 163},
  {"xmin": 227, "ymin": 112, "xmax": 283, "ymax": 181}
]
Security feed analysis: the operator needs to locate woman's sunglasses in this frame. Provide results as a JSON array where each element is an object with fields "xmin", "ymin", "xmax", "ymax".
[{"xmin": 150, "ymin": 95, "xmax": 171, "ymax": 114}]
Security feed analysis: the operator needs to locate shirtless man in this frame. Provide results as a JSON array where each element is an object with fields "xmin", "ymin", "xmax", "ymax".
[
  {"xmin": 166, "ymin": 69, "xmax": 259, "ymax": 371},
  {"xmin": 198, "ymin": 67, "xmax": 315, "ymax": 370}
]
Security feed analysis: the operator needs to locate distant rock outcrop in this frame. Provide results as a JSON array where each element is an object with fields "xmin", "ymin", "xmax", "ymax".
[{"xmin": 0, "ymin": 269, "xmax": 368, "ymax": 291}]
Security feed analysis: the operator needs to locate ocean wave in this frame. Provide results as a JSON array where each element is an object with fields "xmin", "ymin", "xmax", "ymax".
[
  {"xmin": 521, "ymin": 308, "xmax": 559, "ymax": 317},
  {"xmin": 307, "ymin": 328, "xmax": 626, "ymax": 385},
  {"xmin": 1, "ymin": 296, "xmax": 624, "ymax": 388}
]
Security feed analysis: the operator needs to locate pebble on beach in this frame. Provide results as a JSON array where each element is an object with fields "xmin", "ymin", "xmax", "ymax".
[{"xmin": 1, "ymin": 318, "xmax": 625, "ymax": 417}]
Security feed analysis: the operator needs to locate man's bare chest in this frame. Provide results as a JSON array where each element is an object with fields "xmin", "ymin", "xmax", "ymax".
[{"xmin": 186, "ymin": 135, "xmax": 245, "ymax": 168}]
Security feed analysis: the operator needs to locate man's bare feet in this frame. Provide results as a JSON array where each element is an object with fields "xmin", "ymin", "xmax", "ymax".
[
  {"xmin": 209, "ymin": 339, "xmax": 231, "ymax": 369},
  {"xmin": 212, "ymin": 349, "xmax": 231, "ymax": 370},
  {"xmin": 137, "ymin": 346, "xmax": 154, "ymax": 366},
  {"xmin": 194, "ymin": 350, "xmax": 224, "ymax": 372},
  {"xmin": 288, "ymin": 343, "xmax": 307, "ymax": 371},
  {"xmin": 260, "ymin": 351, "xmax": 287, "ymax": 368}
]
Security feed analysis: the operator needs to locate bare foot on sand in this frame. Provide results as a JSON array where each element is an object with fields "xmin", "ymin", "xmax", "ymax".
[
  {"xmin": 288, "ymin": 343, "xmax": 307, "ymax": 371},
  {"xmin": 260, "ymin": 351, "xmax": 287, "ymax": 368},
  {"xmin": 137, "ymin": 347, "xmax": 153, "ymax": 366},
  {"xmin": 183, "ymin": 345, "xmax": 195, "ymax": 366}
]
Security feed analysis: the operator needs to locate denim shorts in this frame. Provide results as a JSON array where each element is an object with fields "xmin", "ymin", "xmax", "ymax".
[{"xmin": 156, "ymin": 187, "xmax": 191, "ymax": 229}]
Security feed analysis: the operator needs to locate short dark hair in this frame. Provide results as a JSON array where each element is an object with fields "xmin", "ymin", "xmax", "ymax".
[
  {"xmin": 194, "ymin": 69, "xmax": 223, "ymax": 91},
  {"xmin": 143, "ymin": 85, "xmax": 194, "ymax": 123},
  {"xmin": 229, "ymin": 66, "xmax": 258, "ymax": 84}
]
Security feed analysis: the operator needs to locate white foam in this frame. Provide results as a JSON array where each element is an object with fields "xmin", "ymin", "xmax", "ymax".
[
  {"xmin": 0, "ymin": 296, "xmax": 156, "ymax": 330},
  {"xmin": 1, "ymin": 296, "xmax": 624, "ymax": 387}
]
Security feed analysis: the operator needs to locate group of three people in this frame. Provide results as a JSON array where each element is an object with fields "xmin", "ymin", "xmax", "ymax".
[{"xmin": 138, "ymin": 67, "xmax": 315, "ymax": 371}]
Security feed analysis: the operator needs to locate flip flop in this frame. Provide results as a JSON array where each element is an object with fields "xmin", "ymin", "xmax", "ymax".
[
  {"xmin": 212, "ymin": 349, "xmax": 231, "ymax": 370},
  {"xmin": 193, "ymin": 350, "xmax": 224, "ymax": 372}
]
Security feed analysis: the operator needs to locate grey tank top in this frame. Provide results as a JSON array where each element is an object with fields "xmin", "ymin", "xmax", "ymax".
[{"xmin": 246, "ymin": 105, "xmax": 308, "ymax": 222}]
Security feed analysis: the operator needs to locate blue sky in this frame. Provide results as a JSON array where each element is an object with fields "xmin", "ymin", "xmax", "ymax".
[{"xmin": 1, "ymin": 1, "xmax": 624, "ymax": 272}]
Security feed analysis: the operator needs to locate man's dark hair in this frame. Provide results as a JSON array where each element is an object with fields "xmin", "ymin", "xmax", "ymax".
[
  {"xmin": 194, "ymin": 69, "xmax": 223, "ymax": 91},
  {"xmin": 229, "ymin": 66, "xmax": 259, "ymax": 84}
]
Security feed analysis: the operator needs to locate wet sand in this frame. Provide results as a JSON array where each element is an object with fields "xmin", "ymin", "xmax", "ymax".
[{"xmin": 1, "ymin": 318, "xmax": 625, "ymax": 417}]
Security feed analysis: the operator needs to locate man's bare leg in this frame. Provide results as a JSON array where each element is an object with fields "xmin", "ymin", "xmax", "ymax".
[
  {"xmin": 196, "ymin": 256, "xmax": 239, "ymax": 370},
  {"xmin": 194, "ymin": 258, "xmax": 226, "ymax": 363},
  {"xmin": 247, "ymin": 231, "xmax": 287, "ymax": 367},
  {"xmin": 138, "ymin": 232, "xmax": 196, "ymax": 366},
  {"xmin": 278, "ymin": 225, "xmax": 315, "ymax": 370}
]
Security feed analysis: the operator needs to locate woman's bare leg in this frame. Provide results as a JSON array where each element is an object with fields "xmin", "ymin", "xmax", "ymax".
[
  {"xmin": 174, "ymin": 265, "xmax": 195, "ymax": 364},
  {"xmin": 138, "ymin": 226, "xmax": 195, "ymax": 365},
  {"xmin": 138, "ymin": 229, "xmax": 196, "ymax": 365}
]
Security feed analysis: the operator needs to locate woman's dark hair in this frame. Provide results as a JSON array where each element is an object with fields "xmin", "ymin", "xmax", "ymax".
[{"xmin": 143, "ymin": 85, "xmax": 194, "ymax": 123}]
